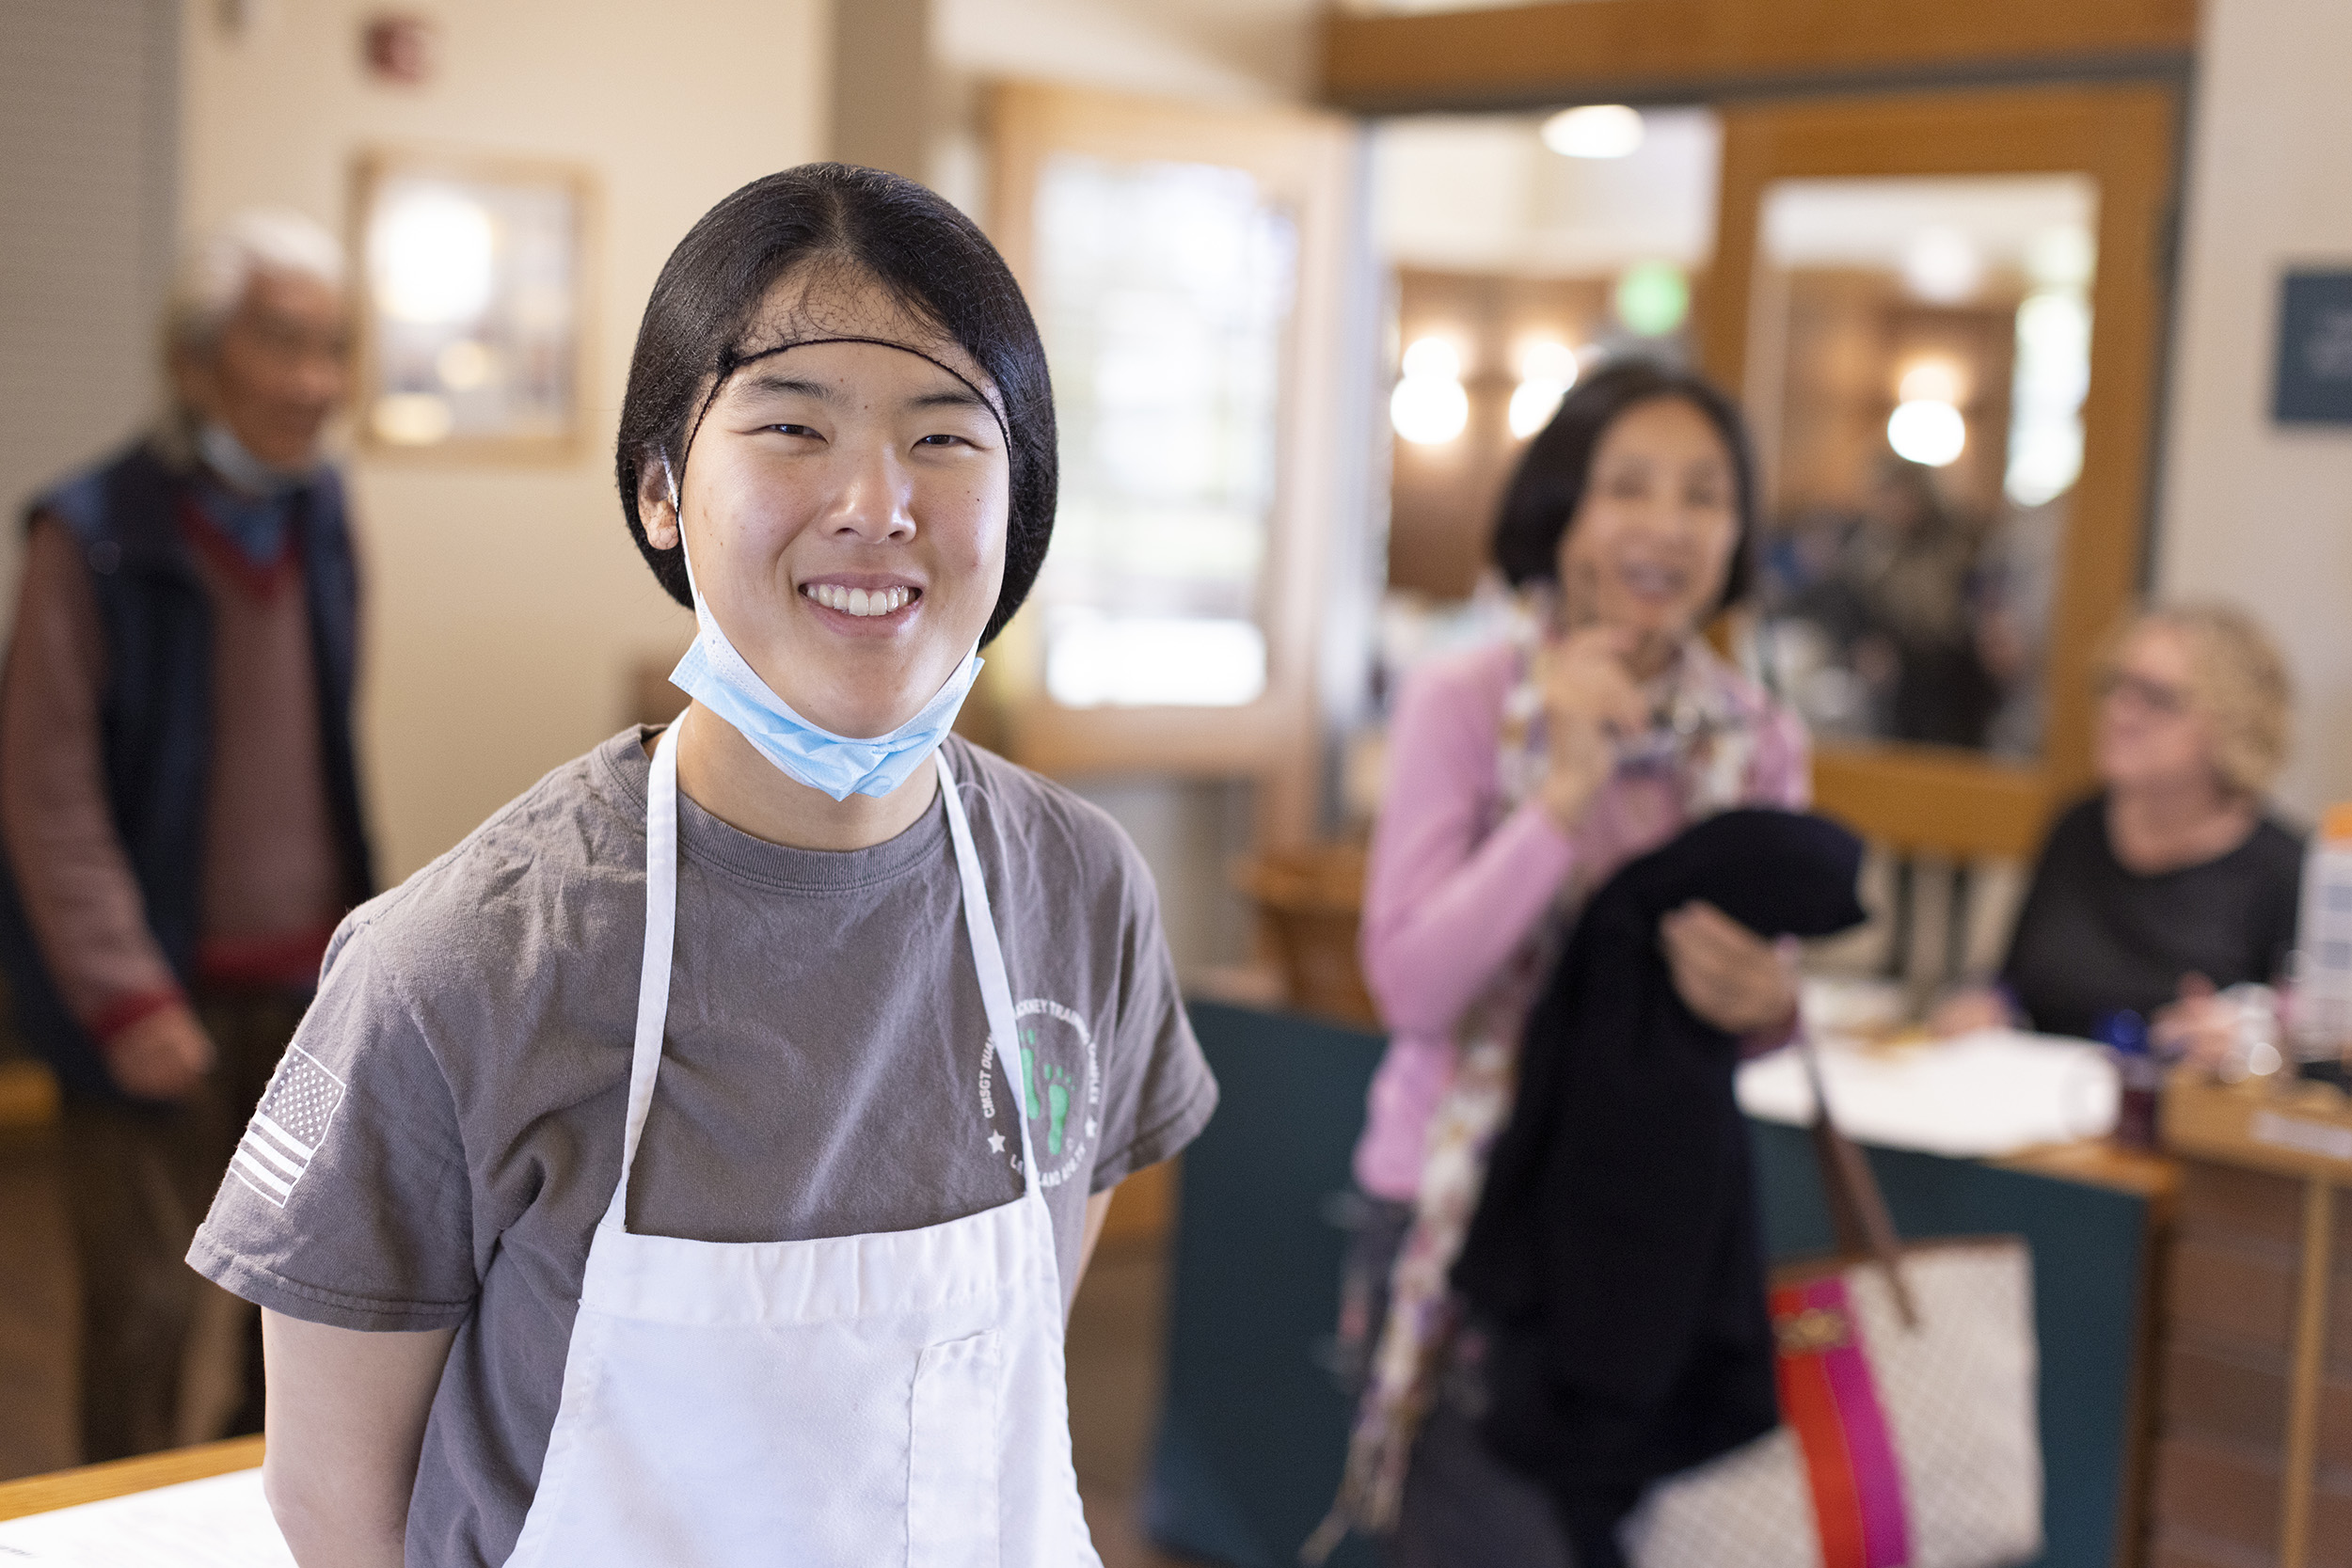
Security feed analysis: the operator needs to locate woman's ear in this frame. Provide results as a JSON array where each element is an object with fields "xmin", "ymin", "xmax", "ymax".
[
  {"xmin": 169, "ymin": 344, "xmax": 219, "ymax": 425},
  {"xmin": 637, "ymin": 454, "xmax": 681, "ymax": 550}
]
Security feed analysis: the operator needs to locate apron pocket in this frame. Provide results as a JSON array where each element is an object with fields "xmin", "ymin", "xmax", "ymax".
[{"xmin": 907, "ymin": 1330, "xmax": 1003, "ymax": 1568}]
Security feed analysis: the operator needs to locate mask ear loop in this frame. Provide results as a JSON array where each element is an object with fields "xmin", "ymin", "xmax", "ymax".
[{"xmin": 660, "ymin": 452, "xmax": 707, "ymax": 608}]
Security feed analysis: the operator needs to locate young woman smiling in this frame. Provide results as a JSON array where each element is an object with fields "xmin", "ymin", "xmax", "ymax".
[
  {"xmin": 1331, "ymin": 362, "xmax": 1809, "ymax": 1566},
  {"xmin": 186, "ymin": 166, "xmax": 1216, "ymax": 1568}
]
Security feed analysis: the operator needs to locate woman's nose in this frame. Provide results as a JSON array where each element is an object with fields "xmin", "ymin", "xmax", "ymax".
[{"xmin": 825, "ymin": 446, "xmax": 916, "ymax": 542}]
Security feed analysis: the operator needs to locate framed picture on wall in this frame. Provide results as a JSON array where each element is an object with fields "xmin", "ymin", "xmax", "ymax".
[{"xmin": 352, "ymin": 149, "xmax": 595, "ymax": 460}]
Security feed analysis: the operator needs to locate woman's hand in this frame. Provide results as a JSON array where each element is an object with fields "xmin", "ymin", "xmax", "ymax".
[
  {"xmin": 2152, "ymin": 974, "xmax": 2246, "ymax": 1071},
  {"xmin": 104, "ymin": 1006, "xmax": 216, "ymax": 1101},
  {"xmin": 1661, "ymin": 902, "xmax": 1798, "ymax": 1036},
  {"xmin": 1536, "ymin": 626, "xmax": 1650, "ymax": 832}
]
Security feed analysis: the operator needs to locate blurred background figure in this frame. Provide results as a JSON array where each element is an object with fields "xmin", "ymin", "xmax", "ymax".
[
  {"xmin": 0, "ymin": 209, "xmax": 372, "ymax": 1461},
  {"xmin": 1933, "ymin": 602, "xmax": 2300, "ymax": 1049},
  {"xmin": 1840, "ymin": 460, "xmax": 2000, "ymax": 749}
]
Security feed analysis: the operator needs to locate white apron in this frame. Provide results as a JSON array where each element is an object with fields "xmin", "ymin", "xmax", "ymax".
[{"xmin": 502, "ymin": 725, "xmax": 1101, "ymax": 1568}]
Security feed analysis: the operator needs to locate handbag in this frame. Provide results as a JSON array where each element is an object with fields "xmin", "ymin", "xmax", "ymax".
[{"xmin": 1623, "ymin": 1035, "xmax": 2044, "ymax": 1568}]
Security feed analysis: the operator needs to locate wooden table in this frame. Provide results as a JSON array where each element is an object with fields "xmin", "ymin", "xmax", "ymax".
[
  {"xmin": 0, "ymin": 1435, "xmax": 263, "ymax": 1522},
  {"xmin": 2157, "ymin": 1073, "xmax": 2352, "ymax": 1568}
]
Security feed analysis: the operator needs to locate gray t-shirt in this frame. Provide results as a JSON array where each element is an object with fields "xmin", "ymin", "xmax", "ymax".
[{"xmin": 188, "ymin": 730, "xmax": 1216, "ymax": 1567}]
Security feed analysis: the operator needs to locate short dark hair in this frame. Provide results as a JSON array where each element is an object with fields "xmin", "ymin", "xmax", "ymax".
[
  {"xmin": 1489, "ymin": 358, "xmax": 1758, "ymax": 611},
  {"xmin": 615, "ymin": 164, "xmax": 1056, "ymax": 646}
]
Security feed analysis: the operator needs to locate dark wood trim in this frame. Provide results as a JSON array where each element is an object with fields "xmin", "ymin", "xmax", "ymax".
[
  {"xmin": 1321, "ymin": 0, "xmax": 2195, "ymax": 115},
  {"xmin": 1809, "ymin": 746, "xmax": 2051, "ymax": 861}
]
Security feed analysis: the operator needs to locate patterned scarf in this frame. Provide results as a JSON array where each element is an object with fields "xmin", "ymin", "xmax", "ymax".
[{"xmin": 1306, "ymin": 625, "xmax": 1764, "ymax": 1561}]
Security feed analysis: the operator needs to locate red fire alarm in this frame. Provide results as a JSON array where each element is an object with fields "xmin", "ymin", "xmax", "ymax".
[{"xmin": 362, "ymin": 13, "xmax": 437, "ymax": 86}]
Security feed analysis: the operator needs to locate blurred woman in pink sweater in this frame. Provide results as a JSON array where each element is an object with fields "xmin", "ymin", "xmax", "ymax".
[{"xmin": 1321, "ymin": 360, "xmax": 1810, "ymax": 1567}]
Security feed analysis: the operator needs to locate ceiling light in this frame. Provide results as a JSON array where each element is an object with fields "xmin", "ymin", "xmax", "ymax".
[
  {"xmin": 1518, "ymin": 339, "xmax": 1580, "ymax": 386},
  {"xmin": 1887, "ymin": 400, "xmax": 1966, "ymax": 467},
  {"xmin": 1400, "ymin": 336, "xmax": 1463, "ymax": 382},
  {"xmin": 1897, "ymin": 358, "xmax": 1965, "ymax": 404},
  {"xmin": 1391, "ymin": 377, "xmax": 1469, "ymax": 445},
  {"xmin": 1541, "ymin": 104, "xmax": 1645, "ymax": 160},
  {"xmin": 1392, "ymin": 334, "xmax": 1470, "ymax": 445},
  {"xmin": 1508, "ymin": 380, "xmax": 1566, "ymax": 440}
]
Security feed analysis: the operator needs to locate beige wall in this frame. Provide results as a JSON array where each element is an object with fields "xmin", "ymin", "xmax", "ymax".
[
  {"xmin": 926, "ymin": 0, "xmax": 1318, "ymax": 216},
  {"xmin": 180, "ymin": 0, "xmax": 827, "ymax": 879},
  {"xmin": 2158, "ymin": 0, "xmax": 2352, "ymax": 822}
]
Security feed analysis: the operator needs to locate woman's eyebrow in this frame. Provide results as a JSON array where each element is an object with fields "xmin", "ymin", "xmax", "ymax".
[
  {"xmin": 739, "ymin": 372, "xmax": 831, "ymax": 401},
  {"xmin": 908, "ymin": 386, "xmax": 992, "ymax": 412},
  {"xmin": 732, "ymin": 374, "xmax": 990, "ymax": 415}
]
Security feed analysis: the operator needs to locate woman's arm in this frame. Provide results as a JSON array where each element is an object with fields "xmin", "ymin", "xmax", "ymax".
[
  {"xmin": 1359, "ymin": 661, "xmax": 1581, "ymax": 1037},
  {"xmin": 261, "ymin": 1311, "xmax": 455, "ymax": 1568}
]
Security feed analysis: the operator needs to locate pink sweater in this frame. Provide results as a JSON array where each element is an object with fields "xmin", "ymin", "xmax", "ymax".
[{"xmin": 1352, "ymin": 638, "xmax": 1810, "ymax": 1200}]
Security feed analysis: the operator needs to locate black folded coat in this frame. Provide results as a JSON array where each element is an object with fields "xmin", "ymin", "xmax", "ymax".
[{"xmin": 1451, "ymin": 808, "xmax": 1867, "ymax": 1566}]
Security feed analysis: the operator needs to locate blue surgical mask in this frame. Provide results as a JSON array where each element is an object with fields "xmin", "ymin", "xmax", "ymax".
[
  {"xmin": 663, "ymin": 463, "xmax": 981, "ymax": 802},
  {"xmin": 197, "ymin": 421, "xmax": 310, "ymax": 499}
]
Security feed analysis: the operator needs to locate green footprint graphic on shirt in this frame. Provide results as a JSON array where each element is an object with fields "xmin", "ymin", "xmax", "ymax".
[{"xmin": 1019, "ymin": 1040, "xmax": 1074, "ymax": 1159}]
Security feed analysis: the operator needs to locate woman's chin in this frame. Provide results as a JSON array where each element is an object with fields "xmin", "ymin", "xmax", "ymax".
[{"xmin": 782, "ymin": 681, "xmax": 939, "ymax": 742}]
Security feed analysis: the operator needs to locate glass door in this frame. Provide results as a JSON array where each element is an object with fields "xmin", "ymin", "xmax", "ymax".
[{"xmin": 982, "ymin": 83, "xmax": 1358, "ymax": 851}]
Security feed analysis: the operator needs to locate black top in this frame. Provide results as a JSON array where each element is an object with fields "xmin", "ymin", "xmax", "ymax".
[
  {"xmin": 1454, "ymin": 809, "xmax": 1869, "ymax": 1568},
  {"xmin": 2002, "ymin": 795, "xmax": 2305, "ymax": 1040}
]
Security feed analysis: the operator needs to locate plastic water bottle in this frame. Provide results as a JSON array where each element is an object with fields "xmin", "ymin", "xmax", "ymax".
[{"xmin": 2289, "ymin": 803, "xmax": 2352, "ymax": 1076}]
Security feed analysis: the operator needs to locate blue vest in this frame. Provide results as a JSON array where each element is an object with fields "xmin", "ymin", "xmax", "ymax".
[{"xmin": 0, "ymin": 439, "xmax": 373, "ymax": 1097}]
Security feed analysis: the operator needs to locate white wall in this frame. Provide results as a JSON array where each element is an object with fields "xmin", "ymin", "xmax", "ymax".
[
  {"xmin": 0, "ymin": 1, "xmax": 178, "ymax": 631},
  {"xmin": 2158, "ymin": 0, "xmax": 2352, "ymax": 822},
  {"xmin": 179, "ymin": 0, "xmax": 828, "ymax": 879},
  {"xmin": 1372, "ymin": 109, "xmax": 1720, "ymax": 276}
]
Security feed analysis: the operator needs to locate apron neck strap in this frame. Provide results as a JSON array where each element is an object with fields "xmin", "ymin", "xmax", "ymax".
[
  {"xmin": 931, "ymin": 750, "xmax": 1040, "ymax": 1182},
  {"xmin": 602, "ymin": 728, "xmax": 1037, "ymax": 1233},
  {"xmin": 603, "ymin": 720, "xmax": 685, "ymax": 1231}
]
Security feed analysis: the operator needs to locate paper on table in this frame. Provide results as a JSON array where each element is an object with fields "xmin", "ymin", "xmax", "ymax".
[
  {"xmin": 0, "ymin": 1467, "xmax": 294, "ymax": 1566},
  {"xmin": 1737, "ymin": 1027, "xmax": 2120, "ymax": 1157}
]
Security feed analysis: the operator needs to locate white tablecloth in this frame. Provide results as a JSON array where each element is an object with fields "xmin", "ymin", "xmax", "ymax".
[
  {"xmin": 1737, "ymin": 1027, "xmax": 2120, "ymax": 1157},
  {"xmin": 0, "ymin": 1467, "xmax": 294, "ymax": 1565}
]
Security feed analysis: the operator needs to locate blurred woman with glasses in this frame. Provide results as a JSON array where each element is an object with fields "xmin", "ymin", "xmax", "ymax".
[{"xmin": 1933, "ymin": 602, "xmax": 2303, "ymax": 1055}]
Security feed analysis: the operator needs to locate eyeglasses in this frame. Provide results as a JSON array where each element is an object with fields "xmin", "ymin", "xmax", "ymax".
[{"xmin": 2096, "ymin": 669, "xmax": 2191, "ymax": 718}]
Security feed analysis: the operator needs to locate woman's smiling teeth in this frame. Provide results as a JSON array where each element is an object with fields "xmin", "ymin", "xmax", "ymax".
[
  {"xmin": 1616, "ymin": 562, "xmax": 1687, "ymax": 602},
  {"xmin": 804, "ymin": 583, "xmax": 914, "ymax": 617}
]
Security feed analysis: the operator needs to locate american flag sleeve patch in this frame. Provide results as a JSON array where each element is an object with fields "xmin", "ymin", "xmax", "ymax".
[{"xmin": 230, "ymin": 1046, "xmax": 346, "ymax": 1208}]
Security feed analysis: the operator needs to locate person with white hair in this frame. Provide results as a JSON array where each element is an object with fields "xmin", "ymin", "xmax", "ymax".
[{"xmin": 0, "ymin": 207, "xmax": 374, "ymax": 1461}]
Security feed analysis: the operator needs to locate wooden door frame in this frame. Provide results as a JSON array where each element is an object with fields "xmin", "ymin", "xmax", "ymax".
[
  {"xmin": 982, "ymin": 82, "xmax": 1358, "ymax": 850},
  {"xmin": 1706, "ymin": 84, "xmax": 2179, "ymax": 858}
]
